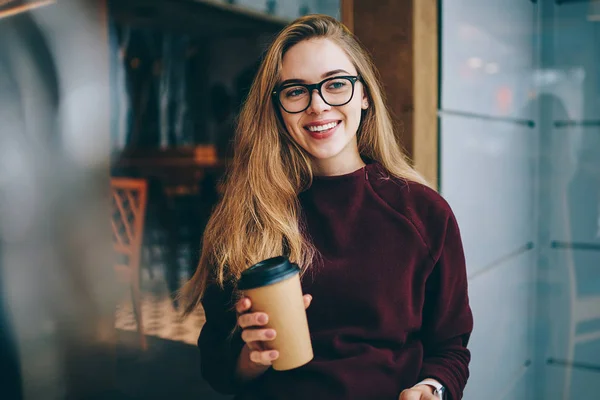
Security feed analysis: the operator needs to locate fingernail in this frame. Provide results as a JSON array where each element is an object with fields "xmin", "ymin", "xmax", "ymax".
[
  {"xmin": 265, "ymin": 330, "xmax": 275, "ymax": 339},
  {"xmin": 270, "ymin": 351, "xmax": 278, "ymax": 360},
  {"xmin": 258, "ymin": 314, "xmax": 268, "ymax": 324}
]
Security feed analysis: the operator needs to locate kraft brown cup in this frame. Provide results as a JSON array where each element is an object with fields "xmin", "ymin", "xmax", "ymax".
[{"xmin": 238, "ymin": 256, "xmax": 313, "ymax": 371}]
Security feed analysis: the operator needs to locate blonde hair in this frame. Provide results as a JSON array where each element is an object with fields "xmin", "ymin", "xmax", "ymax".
[{"xmin": 181, "ymin": 14, "xmax": 427, "ymax": 314}]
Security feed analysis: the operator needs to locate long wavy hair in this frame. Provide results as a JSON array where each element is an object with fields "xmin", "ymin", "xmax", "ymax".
[{"xmin": 181, "ymin": 14, "xmax": 427, "ymax": 314}]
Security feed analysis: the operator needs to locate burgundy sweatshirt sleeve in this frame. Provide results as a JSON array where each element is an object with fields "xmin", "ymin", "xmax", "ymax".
[
  {"xmin": 418, "ymin": 210, "xmax": 474, "ymax": 400},
  {"xmin": 198, "ymin": 279, "xmax": 245, "ymax": 394}
]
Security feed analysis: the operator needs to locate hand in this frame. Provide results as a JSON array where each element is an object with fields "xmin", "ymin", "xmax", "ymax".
[
  {"xmin": 399, "ymin": 384, "xmax": 437, "ymax": 400},
  {"xmin": 235, "ymin": 294, "xmax": 313, "ymax": 366}
]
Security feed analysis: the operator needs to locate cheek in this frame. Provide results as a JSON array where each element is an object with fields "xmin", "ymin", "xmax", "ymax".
[
  {"xmin": 279, "ymin": 112, "xmax": 291, "ymax": 128},
  {"xmin": 343, "ymin": 101, "xmax": 364, "ymax": 130},
  {"xmin": 281, "ymin": 114, "xmax": 304, "ymax": 140}
]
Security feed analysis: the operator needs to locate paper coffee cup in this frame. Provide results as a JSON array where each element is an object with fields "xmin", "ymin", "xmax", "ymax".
[{"xmin": 238, "ymin": 256, "xmax": 313, "ymax": 371}]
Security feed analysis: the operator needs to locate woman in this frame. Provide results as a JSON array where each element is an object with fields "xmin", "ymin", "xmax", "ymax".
[{"xmin": 182, "ymin": 14, "xmax": 473, "ymax": 400}]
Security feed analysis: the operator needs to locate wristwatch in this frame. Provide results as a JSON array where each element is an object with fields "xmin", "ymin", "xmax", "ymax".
[{"xmin": 416, "ymin": 379, "xmax": 445, "ymax": 399}]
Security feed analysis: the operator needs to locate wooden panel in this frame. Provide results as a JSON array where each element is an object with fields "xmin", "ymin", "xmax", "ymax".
[
  {"xmin": 413, "ymin": 0, "xmax": 439, "ymax": 188},
  {"xmin": 340, "ymin": 0, "xmax": 354, "ymax": 32},
  {"xmin": 342, "ymin": 0, "xmax": 439, "ymax": 188},
  {"xmin": 352, "ymin": 0, "xmax": 415, "ymax": 157}
]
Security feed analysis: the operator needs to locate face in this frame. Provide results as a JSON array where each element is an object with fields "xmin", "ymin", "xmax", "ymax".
[{"xmin": 277, "ymin": 38, "xmax": 368, "ymax": 173}]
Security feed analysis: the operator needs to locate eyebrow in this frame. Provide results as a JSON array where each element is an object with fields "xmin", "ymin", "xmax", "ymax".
[{"xmin": 279, "ymin": 69, "xmax": 352, "ymax": 87}]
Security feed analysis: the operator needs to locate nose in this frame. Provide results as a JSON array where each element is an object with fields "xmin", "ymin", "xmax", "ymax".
[{"xmin": 306, "ymin": 89, "xmax": 331, "ymax": 115}]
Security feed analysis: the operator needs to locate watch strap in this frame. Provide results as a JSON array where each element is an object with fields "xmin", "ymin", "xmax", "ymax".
[{"xmin": 415, "ymin": 379, "xmax": 445, "ymax": 399}]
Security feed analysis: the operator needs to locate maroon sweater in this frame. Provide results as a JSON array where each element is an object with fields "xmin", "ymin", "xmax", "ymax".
[{"xmin": 199, "ymin": 162, "xmax": 473, "ymax": 400}]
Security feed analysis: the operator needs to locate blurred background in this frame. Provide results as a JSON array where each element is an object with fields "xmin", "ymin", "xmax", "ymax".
[{"xmin": 0, "ymin": 0, "xmax": 598, "ymax": 399}]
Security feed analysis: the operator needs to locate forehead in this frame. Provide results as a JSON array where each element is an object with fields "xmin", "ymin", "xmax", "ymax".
[{"xmin": 280, "ymin": 38, "xmax": 356, "ymax": 82}]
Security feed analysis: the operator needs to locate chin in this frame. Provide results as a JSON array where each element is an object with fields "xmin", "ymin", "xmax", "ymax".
[{"xmin": 306, "ymin": 144, "xmax": 347, "ymax": 160}]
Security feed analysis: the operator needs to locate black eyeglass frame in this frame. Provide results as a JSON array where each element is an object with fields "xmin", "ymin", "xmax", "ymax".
[{"xmin": 272, "ymin": 75, "xmax": 362, "ymax": 114}]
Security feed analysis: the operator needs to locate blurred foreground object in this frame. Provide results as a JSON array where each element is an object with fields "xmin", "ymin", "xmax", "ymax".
[
  {"xmin": 0, "ymin": 0, "xmax": 117, "ymax": 398},
  {"xmin": 0, "ymin": 1, "xmax": 56, "ymax": 20}
]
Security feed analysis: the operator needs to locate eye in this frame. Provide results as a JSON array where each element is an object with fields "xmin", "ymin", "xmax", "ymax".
[
  {"xmin": 326, "ymin": 79, "xmax": 348, "ymax": 91},
  {"xmin": 283, "ymin": 86, "xmax": 308, "ymax": 98}
]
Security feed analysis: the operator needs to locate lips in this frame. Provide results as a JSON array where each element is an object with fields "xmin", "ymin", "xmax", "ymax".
[{"xmin": 304, "ymin": 120, "xmax": 341, "ymax": 140}]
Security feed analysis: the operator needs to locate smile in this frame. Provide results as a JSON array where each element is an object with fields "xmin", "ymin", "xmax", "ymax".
[
  {"xmin": 306, "ymin": 121, "xmax": 339, "ymax": 132},
  {"xmin": 304, "ymin": 120, "xmax": 341, "ymax": 140}
]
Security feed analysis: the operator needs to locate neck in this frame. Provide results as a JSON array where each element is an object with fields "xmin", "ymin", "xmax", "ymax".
[{"xmin": 312, "ymin": 152, "xmax": 366, "ymax": 177}]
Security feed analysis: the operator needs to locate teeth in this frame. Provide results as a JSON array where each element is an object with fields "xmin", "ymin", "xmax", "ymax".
[{"xmin": 307, "ymin": 121, "xmax": 338, "ymax": 132}]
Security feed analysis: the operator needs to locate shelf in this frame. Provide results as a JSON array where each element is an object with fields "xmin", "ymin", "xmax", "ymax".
[{"xmin": 109, "ymin": 0, "xmax": 288, "ymax": 38}]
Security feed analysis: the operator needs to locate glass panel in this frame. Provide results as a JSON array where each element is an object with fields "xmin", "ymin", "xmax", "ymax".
[{"xmin": 441, "ymin": 0, "xmax": 600, "ymax": 399}]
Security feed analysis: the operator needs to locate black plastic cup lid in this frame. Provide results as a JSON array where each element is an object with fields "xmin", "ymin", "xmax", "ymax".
[{"xmin": 237, "ymin": 256, "xmax": 300, "ymax": 290}]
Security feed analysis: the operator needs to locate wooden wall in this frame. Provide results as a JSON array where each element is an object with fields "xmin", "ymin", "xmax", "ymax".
[{"xmin": 342, "ymin": 0, "xmax": 439, "ymax": 188}]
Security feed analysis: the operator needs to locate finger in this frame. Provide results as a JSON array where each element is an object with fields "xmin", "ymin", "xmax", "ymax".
[
  {"xmin": 235, "ymin": 297, "xmax": 251, "ymax": 314},
  {"xmin": 241, "ymin": 328, "xmax": 276, "ymax": 344},
  {"xmin": 249, "ymin": 349, "xmax": 279, "ymax": 366},
  {"xmin": 246, "ymin": 340, "xmax": 265, "ymax": 352},
  {"xmin": 238, "ymin": 312, "xmax": 268, "ymax": 329},
  {"xmin": 303, "ymin": 294, "xmax": 312, "ymax": 309},
  {"xmin": 399, "ymin": 389, "xmax": 422, "ymax": 400}
]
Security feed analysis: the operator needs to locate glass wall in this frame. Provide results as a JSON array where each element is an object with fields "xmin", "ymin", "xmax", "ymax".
[
  {"xmin": 537, "ymin": 1, "xmax": 600, "ymax": 399},
  {"xmin": 440, "ymin": 0, "xmax": 600, "ymax": 398}
]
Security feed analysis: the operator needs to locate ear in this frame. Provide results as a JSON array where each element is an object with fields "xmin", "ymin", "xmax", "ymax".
[{"xmin": 361, "ymin": 90, "xmax": 369, "ymax": 110}]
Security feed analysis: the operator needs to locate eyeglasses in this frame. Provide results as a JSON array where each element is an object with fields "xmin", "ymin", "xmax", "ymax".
[{"xmin": 273, "ymin": 75, "xmax": 361, "ymax": 114}]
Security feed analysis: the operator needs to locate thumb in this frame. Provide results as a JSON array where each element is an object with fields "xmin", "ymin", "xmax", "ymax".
[{"xmin": 399, "ymin": 389, "xmax": 423, "ymax": 400}]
